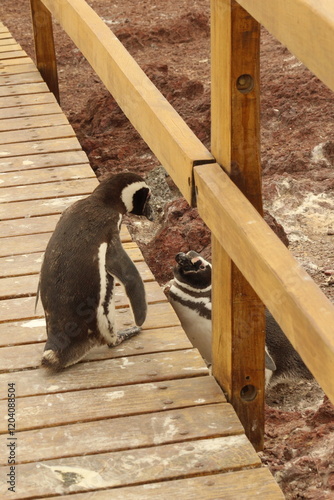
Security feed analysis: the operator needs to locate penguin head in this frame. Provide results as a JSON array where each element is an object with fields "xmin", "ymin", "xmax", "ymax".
[
  {"xmin": 93, "ymin": 173, "xmax": 152, "ymax": 219},
  {"xmin": 173, "ymin": 251, "xmax": 212, "ymax": 289}
]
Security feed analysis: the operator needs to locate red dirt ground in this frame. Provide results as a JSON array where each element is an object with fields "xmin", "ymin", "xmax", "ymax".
[{"xmin": 1, "ymin": 1, "xmax": 333, "ymax": 498}]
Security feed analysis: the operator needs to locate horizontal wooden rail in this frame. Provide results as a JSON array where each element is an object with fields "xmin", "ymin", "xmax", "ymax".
[
  {"xmin": 237, "ymin": 0, "xmax": 334, "ymax": 92},
  {"xmin": 194, "ymin": 162, "xmax": 334, "ymax": 403},
  {"xmin": 37, "ymin": 0, "xmax": 214, "ymax": 204}
]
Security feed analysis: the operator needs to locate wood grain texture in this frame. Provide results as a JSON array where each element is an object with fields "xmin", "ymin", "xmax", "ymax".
[
  {"xmin": 0, "ymin": 113, "xmax": 69, "ymax": 132},
  {"xmin": 0, "ymin": 177, "xmax": 97, "ymax": 203},
  {"xmin": 210, "ymin": 0, "xmax": 264, "ymax": 450},
  {"xmin": 0, "ymin": 403, "xmax": 242, "ymax": 465},
  {"xmin": 0, "ymin": 102, "xmax": 64, "ymax": 121},
  {"xmin": 0, "ymin": 124, "xmax": 75, "ymax": 144},
  {"xmin": 0, "ymin": 150, "xmax": 88, "ymax": 172},
  {"xmin": 52, "ymin": 468, "xmax": 284, "ymax": 500},
  {"xmin": 0, "ymin": 165, "xmax": 95, "ymax": 189},
  {"xmin": 30, "ymin": 0, "xmax": 60, "ymax": 101},
  {"xmin": 0, "ymin": 349, "xmax": 208, "ymax": 397},
  {"xmin": 0, "ymin": 435, "xmax": 260, "ymax": 498},
  {"xmin": 0, "ymin": 81, "xmax": 49, "ymax": 97},
  {"xmin": 238, "ymin": 0, "xmax": 334, "ymax": 92},
  {"xmin": 0, "ymin": 376, "xmax": 225, "ymax": 431},
  {"xmin": 0, "ymin": 324, "xmax": 191, "ymax": 371}
]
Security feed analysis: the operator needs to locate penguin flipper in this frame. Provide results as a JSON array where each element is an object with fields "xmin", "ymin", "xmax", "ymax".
[
  {"xmin": 34, "ymin": 278, "xmax": 40, "ymax": 313},
  {"xmin": 106, "ymin": 240, "xmax": 147, "ymax": 326}
]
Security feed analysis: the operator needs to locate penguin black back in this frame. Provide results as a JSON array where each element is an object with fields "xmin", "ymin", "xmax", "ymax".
[{"xmin": 39, "ymin": 173, "xmax": 152, "ymax": 371}]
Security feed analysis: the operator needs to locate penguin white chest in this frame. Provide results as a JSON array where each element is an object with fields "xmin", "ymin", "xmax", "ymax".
[
  {"xmin": 97, "ymin": 242, "xmax": 115, "ymax": 342},
  {"xmin": 169, "ymin": 286, "xmax": 212, "ymax": 364}
]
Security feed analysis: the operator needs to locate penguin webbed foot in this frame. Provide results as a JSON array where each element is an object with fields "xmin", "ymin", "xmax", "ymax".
[{"xmin": 108, "ymin": 326, "xmax": 141, "ymax": 348}]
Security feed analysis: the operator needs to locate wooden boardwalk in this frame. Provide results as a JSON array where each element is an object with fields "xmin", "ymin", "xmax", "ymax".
[{"xmin": 0, "ymin": 22, "xmax": 284, "ymax": 498}]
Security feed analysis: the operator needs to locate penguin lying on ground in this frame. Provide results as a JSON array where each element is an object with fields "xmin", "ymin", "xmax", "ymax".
[
  {"xmin": 168, "ymin": 251, "xmax": 313, "ymax": 386},
  {"xmin": 38, "ymin": 173, "xmax": 152, "ymax": 371}
]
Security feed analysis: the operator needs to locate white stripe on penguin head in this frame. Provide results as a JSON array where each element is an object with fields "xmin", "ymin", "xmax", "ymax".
[{"xmin": 121, "ymin": 181, "xmax": 148, "ymax": 213}]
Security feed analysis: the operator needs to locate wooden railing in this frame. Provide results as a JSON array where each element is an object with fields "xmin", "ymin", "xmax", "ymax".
[{"xmin": 30, "ymin": 0, "xmax": 334, "ymax": 451}]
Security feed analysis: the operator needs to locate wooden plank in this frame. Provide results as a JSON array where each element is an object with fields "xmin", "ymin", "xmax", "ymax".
[
  {"xmin": 0, "ymin": 323, "xmax": 189, "ymax": 370},
  {"xmin": 0, "ymin": 376, "xmax": 225, "ymax": 431},
  {"xmin": 0, "ymin": 189, "xmax": 97, "ymax": 222},
  {"xmin": 210, "ymin": 0, "xmax": 264, "ymax": 450},
  {"xmin": 0, "ymin": 37, "xmax": 17, "ymax": 44},
  {"xmin": 0, "ymin": 348, "xmax": 208, "ymax": 397},
  {"xmin": 0, "ymin": 50, "xmax": 28, "ymax": 60},
  {"xmin": 52, "ymin": 468, "xmax": 284, "ymax": 500},
  {"xmin": 194, "ymin": 162, "xmax": 334, "ymax": 404},
  {"xmin": 0, "ymin": 165, "xmax": 94, "ymax": 191},
  {"xmin": 0, "ymin": 43, "xmax": 21, "ymax": 52},
  {"xmin": 0, "ymin": 33, "xmax": 12, "ymax": 40},
  {"xmin": 238, "ymin": 0, "xmax": 334, "ymax": 92},
  {"xmin": 0, "ymin": 71, "xmax": 43, "ymax": 85},
  {"xmin": 0, "ymin": 56, "xmax": 32, "ymax": 66},
  {"xmin": 0, "ymin": 403, "xmax": 242, "ymax": 465},
  {"xmin": 0, "ymin": 136, "xmax": 83, "ymax": 158},
  {"xmin": 0, "ymin": 102, "xmax": 62, "ymax": 120},
  {"xmin": 0, "ymin": 165, "xmax": 95, "ymax": 198},
  {"xmin": 0, "ymin": 81, "xmax": 49, "ymax": 97},
  {"xmin": 31, "ymin": 0, "xmax": 60, "ymax": 101},
  {"xmin": 0, "ymin": 62, "xmax": 37, "ymax": 74},
  {"xmin": 0, "ymin": 113, "xmax": 68, "ymax": 132},
  {"xmin": 0, "ymin": 150, "xmax": 88, "ymax": 172},
  {"xmin": 40, "ymin": 0, "xmax": 214, "ymax": 205},
  {"xmin": 0, "ymin": 435, "xmax": 260, "ymax": 498},
  {"xmin": 0, "ymin": 124, "xmax": 75, "ymax": 145},
  {"xmin": 0, "ymin": 91, "xmax": 56, "ymax": 108},
  {"xmin": 0, "ymin": 177, "xmax": 97, "ymax": 204},
  {"xmin": 0, "ymin": 273, "xmax": 39, "ymax": 298},
  {"xmin": 0, "ymin": 245, "xmax": 144, "ymax": 278},
  {"xmin": 0, "ymin": 214, "xmax": 62, "ymax": 237},
  {"xmin": 0, "ymin": 164, "xmax": 95, "ymax": 190},
  {"xmin": 0, "ymin": 252, "xmax": 44, "ymax": 278},
  {"xmin": 0, "ymin": 232, "xmax": 51, "ymax": 257}
]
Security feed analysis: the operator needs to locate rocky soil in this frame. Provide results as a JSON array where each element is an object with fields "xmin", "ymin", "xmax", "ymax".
[{"xmin": 1, "ymin": 0, "xmax": 333, "ymax": 498}]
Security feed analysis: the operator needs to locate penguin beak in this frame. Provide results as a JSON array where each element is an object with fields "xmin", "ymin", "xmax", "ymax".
[
  {"xmin": 175, "ymin": 252, "xmax": 196, "ymax": 271},
  {"xmin": 175, "ymin": 252, "xmax": 188, "ymax": 265},
  {"xmin": 142, "ymin": 200, "xmax": 154, "ymax": 221}
]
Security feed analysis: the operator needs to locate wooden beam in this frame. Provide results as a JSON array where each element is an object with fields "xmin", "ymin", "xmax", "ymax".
[
  {"xmin": 30, "ymin": 0, "xmax": 60, "ymax": 102},
  {"xmin": 237, "ymin": 0, "xmax": 334, "ymax": 92},
  {"xmin": 210, "ymin": 0, "xmax": 264, "ymax": 450},
  {"xmin": 38, "ymin": 0, "xmax": 213, "ymax": 204},
  {"xmin": 194, "ymin": 162, "xmax": 334, "ymax": 405}
]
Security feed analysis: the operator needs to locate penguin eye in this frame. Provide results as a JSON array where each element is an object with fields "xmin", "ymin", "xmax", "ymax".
[{"xmin": 199, "ymin": 264, "xmax": 206, "ymax": 270}]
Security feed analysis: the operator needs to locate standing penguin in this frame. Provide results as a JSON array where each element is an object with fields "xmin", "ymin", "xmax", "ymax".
[
  {"xmin": 168, "ymin": 251, "xmax": 312, "ymax": 386},
  {"xmin": 38, "ymin": 173, "xmax": 152, "ymax": 371}
]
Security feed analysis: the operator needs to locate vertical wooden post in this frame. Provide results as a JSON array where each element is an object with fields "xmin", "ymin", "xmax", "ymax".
[
  {"xmin": 30, "ymin": 0, "xmax": 60, "ymax": 103},
  {"xmin": 211, "ymin": 0, "xmax": 264, "ymax": 450}
]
